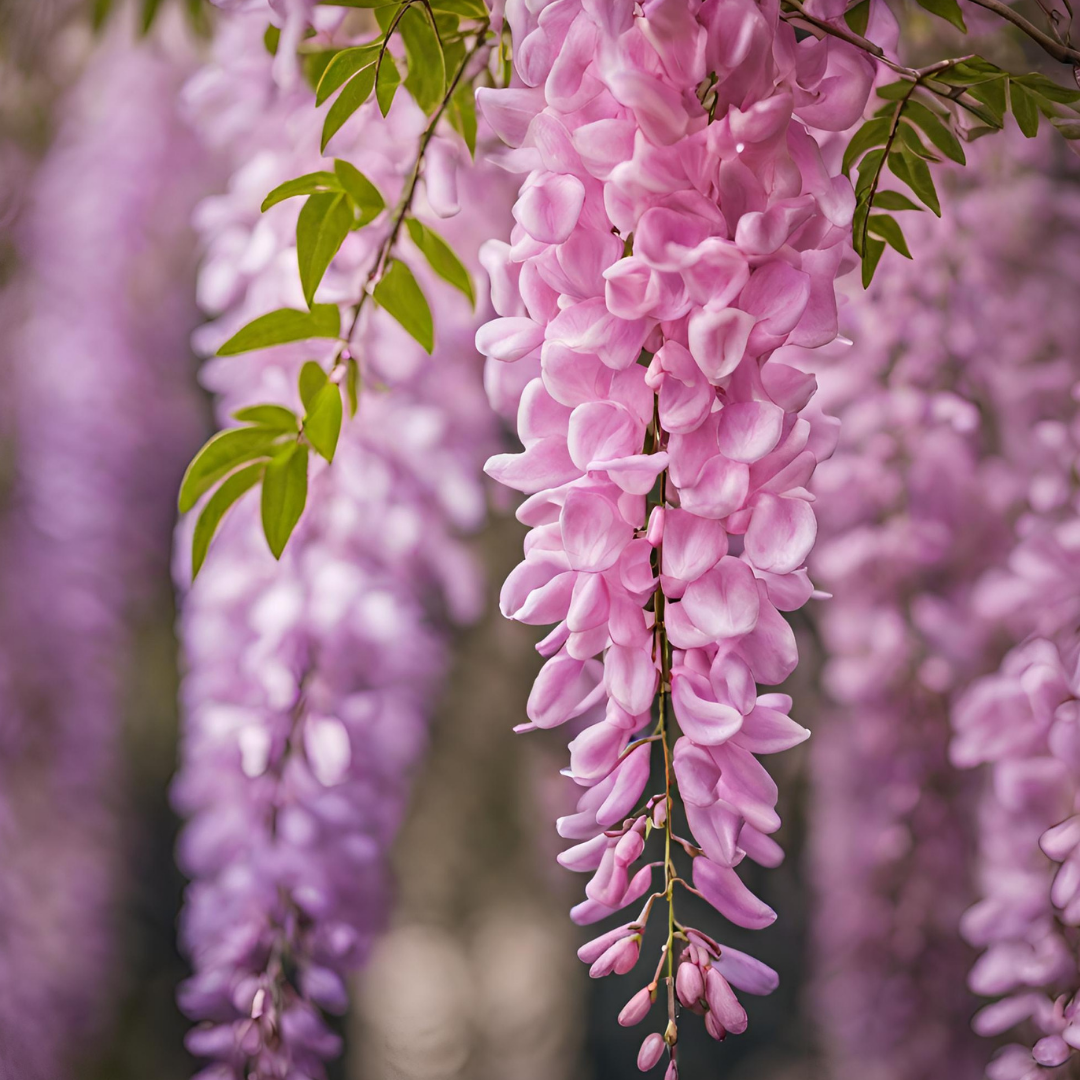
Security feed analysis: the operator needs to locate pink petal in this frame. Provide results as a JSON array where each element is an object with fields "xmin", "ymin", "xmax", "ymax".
[
  {"xmin": 693, "ymin": 857, "xmax": 777, "ymax": 929},
  {"xmin": 561, "ymin": 488, "xmax": 635, "ymax": 572},
  {"xmin": 716, "ymin": 401, "xmax": 785, "ymax": 464},
  {"xmin": 671, "ymin": 669, "xmax": 744, "ymax": 746},
  {"xmin": 687, "ymin": 307, "xmax": 756, "ymax": 381},
  {"xmin": 681, "ymin": 556, "xmax": 760, "ymax": 639},
  {"xmin": 744, "ymin": 494, "xmax": 817, "ymax": 574}
]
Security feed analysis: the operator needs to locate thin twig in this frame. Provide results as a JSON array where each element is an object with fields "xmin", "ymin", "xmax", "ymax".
[{"xmin": 965, "ymin": 0, "xmax": 1080, "ymax": 63}]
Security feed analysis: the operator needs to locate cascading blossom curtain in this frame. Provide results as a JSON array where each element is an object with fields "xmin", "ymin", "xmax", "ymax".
[
  {"xmin": 0, "ymin": 18, "xmax": 204, "ymax": 1079},
  {"xmin": 943, "ymin": 156, "xmax": 1080, "ymax": 1077},
  {"xmin": 806, "ymin": 135, "xmax": 1080, "ymax": 1080},
  {"xmin": 173, "ymin": 3, "xmax": 509, "ymax": 1075},
  {"xmin": 474, "ymin": 0, "xmax": 879, "ymax": 1071}
]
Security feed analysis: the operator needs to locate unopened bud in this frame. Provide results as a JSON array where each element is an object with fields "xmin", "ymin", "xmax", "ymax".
[
  {"xmin": 646, "ymin": 506, "xmax": 665, "ymax": 547},
  {"xmin": 704, "ymin": 1009, "xmax": 727, "ymax": 1041},
  {"xmin": 675, "ymin": 960, "xmax": 704, "ymax": 1008},
  {"xmin": 637, "ymin": 1032, "xmax": 666, "ymax": 1072},
  {"xmin": 619, "ymin": 986, "xmax": 654, "ymax": 1027},
  {"xmin": 664, "ymin": 1062, "xmax": 679, "ymax": 1080}
]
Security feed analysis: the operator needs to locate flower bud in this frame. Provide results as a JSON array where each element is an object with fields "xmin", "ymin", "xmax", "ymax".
[
  {"xmin": 675, "ymin": 960, "xmax": 704, "ymax": 1007},
  {"xmin": 618, "ymin": 987, "xmax": 653, "ymax": 1027},
  {"xmin": 646, "ymin": 505, "xmax": 665, "ymax": 546},
  {"xmin": 578, "ymin": 923, "xmax": 634, "ymax": 964},
  {"xmin": 590, "ymin": 934, "xmax": 641, "ymax": 978},
  {"xmin": 664, "ymin": 1062, "xmax": 679, "ymax": 1080},
  {"xmin": 615, "ymin": 828, "xmax": 646, "ymax": 866},
  {"xmin": 637, "ymin": 1032, "xmax": 666, "ymax": 1071},
  {"xmin": 704, "ymin": 1009, "xmax": 726, "ymax": 1041}
]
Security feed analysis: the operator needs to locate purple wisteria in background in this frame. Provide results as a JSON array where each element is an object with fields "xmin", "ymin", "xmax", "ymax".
[
  {"xmin": 0, "ymin": 18, "xmax": 204, "ymax": 1080},
  {"xmin": 172, "ymin": 4, "xmax": 507, "ymax": 1076},
  {"xmin": 944, "ymin": 149, "xmax": 1080, "ymax": 1078},
  {"xmin": 805, "ymin": 135, "xmax": 1080, "ymax": 1080}
]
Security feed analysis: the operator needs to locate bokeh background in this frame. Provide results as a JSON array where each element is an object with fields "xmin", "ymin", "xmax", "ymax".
[{"xmin": 0, "ymin": 1, "xmax": 1076, "ymax": 1078}]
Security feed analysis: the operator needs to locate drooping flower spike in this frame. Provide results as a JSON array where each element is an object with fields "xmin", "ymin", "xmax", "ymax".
[
  {"xmin": 173, "ymin": 3, "xmax": 509, "ymax": 1076},
  {"xmin": 477, "ymin": 0, "xmax": 874, "ymax": 1068},
  {"xmin": 806, "ymin": 133, "xmax": 1080, "ymax": 1080},
  {"xmin": 0, "ymin": 20, "xmax": 205, "ymax": 1077}
]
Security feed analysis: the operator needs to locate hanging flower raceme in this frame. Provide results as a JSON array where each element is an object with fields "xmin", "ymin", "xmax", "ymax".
[
  {"xmin": 805, "ymin": 136, "xmax": 1080, "ymax": 1080},
  {"xmin": 0, "ymin": 20, "xmax": 205, "ymax": 1078},
  {"xmin": 944, "ymin": 174, "xmax": 1080, "ymax": 1080},
  {"xmin": 174, "ymin": 5, "xmax": 505, "ymax": 1077},
  {"xmin": 475, "ymin": 0, "xmax": 873, "ymax": 1071}
]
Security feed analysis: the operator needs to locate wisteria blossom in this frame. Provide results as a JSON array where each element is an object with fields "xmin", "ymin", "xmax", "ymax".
[
  {"xmin": 806, "ymin": 136, "xmax": 1080, "ymax": 1080},
  {"xmin": 0, "ymin": 21, "xmax": 204, "ymax": 1080},
  {"xmin": 172, "ymin": 4, "xmax": 506, "ymax": 1077},
  {"xmin": 944, "ymin": 153, "xmax": 1080, "ymax": 1078},
  {"xmin": 475, "ymin": 0, "xmax": 877, "ymax": 1069}
]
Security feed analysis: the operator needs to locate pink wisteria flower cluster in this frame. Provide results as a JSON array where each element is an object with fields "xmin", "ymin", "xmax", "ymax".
[
  {"xmin": 475, "ymin": 0, "xmax": 876, "ymax": 1069},
  {"xmin": 171, "ymin": 4, "xmax": 506, "ymax": 1075},
  {"xmin": 807, "ymin": 135, "xmax": 1080, "ymax": 1080},
  {"xmin": 945, "ymin": 159, "xmax": 1080, "ymax": 1072}
]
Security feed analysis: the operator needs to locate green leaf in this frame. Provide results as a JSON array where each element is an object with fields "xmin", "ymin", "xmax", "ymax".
[
  {"xmin": 316, "ymin": 43, "xmax": 380, "ymax": 105},
  {"xmin": 448, "ymin": 80, "xmax": 478, "ymax": 156},
  {"xmin": 376, "ymin": 54, "xmax": 402, "ymax": 116},
  {"xmin": 429, "ymin": 0, "xmax": 489, "ymax": 16},
  {"xmin": 888, "ymin": 150, "xmax": 941, "ymax": 216},
  {"xmin": 935, "ymin": 57, "xmax": 1007, "ymax": 86},
  {"xmin": 232, "ymin": 404, "xmax": 300, "ymax": 432},
  {"xmin": 261, "ymin": 445, "xmax": 309, "ymax": 560},
  {"xmin": 346, "ymin": 356, "xmax": 360, "ymax": 417},
  {"xmin": 299, "ymin": 361, "xmax": 329, "ymax": 413},
  {"xmin": 896, "ymin": 121, "xmax": 937, "ymax": 160},
  {"xmin": 876, "ymin": 80, "xmax": 915, "ymax": 101},
  {"xmin": 322, "ymin": 62, "xmax": 378, "ymax": 152},
  {"xmin": 969, "ymin": 77, "xmax": 1007, "ymax": 126},
  {"xmin": 844, "ymin": 0, "xmax": 870, "ymax": 34},
  {"xmin": 178, "ymin": 427, "xmax": 281, "ymax": 514},
  {"xmin": 867, "ymin": 214, "xmax": 912, "ymax": 258},
  {"xmin": 861, "ymin": 236, "xmax": 887, "ymax": 288},
  {"xmin": 333, "ymin": 159, "xmax": 386, "ymax": 226},
  {"xmin": 304, "ymin": 50, "xmax": 338, "ymax": 92},
  {"xmin": 264, "ymin": 24, "xmax": 281, "ymax": 53},
  {"xmin": 92, "ymin": 0, "xmax": 115, "ymax": 31},
  {"xmin": 1010, "ymin": 81, "xmax": 1041, "ymax": 138},
  {"xmin": 297, "ymin": 192, "xmax": 352, "ymax": 306},
  {"xmin": 304, "ymin": 382, "xmax": 344, "ymax": 462},
  {"xmin": 1013, "ymin": 72, "xmax": 1080, "ymax": 105},
  {"xmin": 373, "ymin": 259, "xmax": 434, "ymax": 353},
  {"xmin": 852, "ymin": 194, "xmax": 870, "ymax": 257},
  {"xmin": 855, "ymin": 148, "xmax": 885, "ymax": 197},
  {"xmin": 262, "ymin": 171, "xmax": 340, "ymax": 213},
  {"xmin": 915, "ymin": 0, "xmax": 966, "ymax": 31},
  {"xmin": 903, "ymin": 100, "xmax": 966, "ymax": 163},
  {"xmin": 217, "ymin": 306, "xmax": 341, "ymax": 356},
  {"xmin": 842, "ymin": 116, "xmax": 892, "ymax": 176},
  {"xmin": 405, "ymin": 217, "xmax": 475, "ymax": 306},
  {"xmin": 1052, "ymin": 117, "xmax": 1080, "ymax": 139},
  {"xmin": 140, "ymin": 0, "xmax": 164, "ymax": 33},
  {"xmin": 399, "ymin": 5, "xmax": 445, "ymax": 115},
  {"xmin": 191, "ymin": 462, "xmax": 265, "ymax": 579},
  {"xmin": 873, "ymin": 190, "xmax": 924, "ymax": 212}
]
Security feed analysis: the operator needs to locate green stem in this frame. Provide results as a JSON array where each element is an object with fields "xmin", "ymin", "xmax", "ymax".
[
  {"xmin": 331, "ymin": 18, "xmax": 492, "ymax": 373},
  {"xmin": 651, "ymin": 399, "xmax": 678, "ymax": 1040}
]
